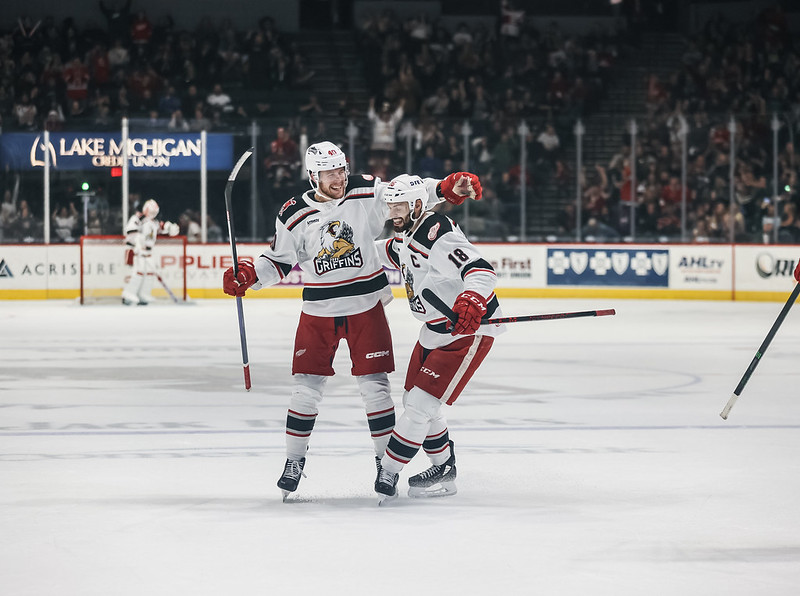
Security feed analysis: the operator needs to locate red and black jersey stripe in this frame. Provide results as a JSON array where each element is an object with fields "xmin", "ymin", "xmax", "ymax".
[
  {"xmin": 302, "ymin": 270, "xmax": 390, "ymax": 302},
  {"xmin": 384, "ymin": 238, "xmax": 401, "ymax": 269},
  {"xmin": 461, "ymin": 258, "xmax": 495, "ymax": 280}
]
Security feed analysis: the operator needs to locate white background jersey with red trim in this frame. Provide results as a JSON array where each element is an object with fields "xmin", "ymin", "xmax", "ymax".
[
  {"xmin": 377, "ymin": 211, "xmax": 505, "ymax": 349},
  {"xmin": 125, "ymin": 214, "xmax": 159, "ymax": 256},
  {"xmin": 252, "ymin": 174, "xmax": 443, "ymax": 317}
]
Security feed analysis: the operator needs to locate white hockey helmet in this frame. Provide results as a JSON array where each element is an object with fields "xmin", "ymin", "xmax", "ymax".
[
  {"xmin": 384, "ymin": 174, "xmax": 428, "ymax": 220},
  {"xmin": 142, "ymin": 199, "xmax": 160, "ymax": 219},
  {"xmin": 305, "ymin": 141, "xmax": 349, "ymax": 190}
]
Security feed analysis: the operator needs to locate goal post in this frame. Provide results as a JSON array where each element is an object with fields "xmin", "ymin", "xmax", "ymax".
[{"xmin": 80, "ymin": 235, "xmax": 188, "ymax": 304}]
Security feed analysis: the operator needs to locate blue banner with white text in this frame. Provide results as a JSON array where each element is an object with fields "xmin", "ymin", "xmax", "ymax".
[{"xmin": 0, "ymin": 132, "xmax": 233, "ymax": 171}]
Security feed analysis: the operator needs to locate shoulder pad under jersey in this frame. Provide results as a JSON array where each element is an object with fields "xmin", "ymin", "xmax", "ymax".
[
  {"xmin": 343, "ymin": 174, "xmax": 377, "ymax": 200},
  {"xmin": 277, "ymin": 194, "xmax": 320, "ymax": 230},
  {"xmin": 411, "ymin": 213, "xmax": 454, "ymax": 250}
]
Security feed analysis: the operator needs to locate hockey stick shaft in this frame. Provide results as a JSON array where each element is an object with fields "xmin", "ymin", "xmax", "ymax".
[
  {"xmin": 141, "ymin": 256, "xmax": 179, "ymax": 303},
  {"xmin": 720, "ymin": 282, "xmax": 800, "ymax": 420},
  {"xmin": 224, "ymin": 148, "xmax": 254, "ymax": 391},
  {"xmin": 421, "ymin": 288, "xmax": 615, "ymax": 325}
]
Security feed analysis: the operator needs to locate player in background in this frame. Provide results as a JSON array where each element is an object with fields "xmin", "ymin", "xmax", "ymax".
[
  {"xmin": 222, "ymin": 140, "xmax": 480, "ymax": 500},
  {"xmin": 122, "ymin": 198, "xmax": 179, "ymax": 305},
  {"xmin": 373, "ymin": 174, "xmax": 504, "ymax": 503},
  {"xmin": 795, "ymin": 260, "xmax": 800, "ymax": 283}
]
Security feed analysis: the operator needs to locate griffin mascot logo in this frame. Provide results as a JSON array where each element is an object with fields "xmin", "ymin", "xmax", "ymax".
[
  {"xmin": 314, "ymin": 220, "xmax": 363, "ymax": 274},
  {"xmin": 401, "ymin": 264, "xmax": 426, "ymax": 313}
]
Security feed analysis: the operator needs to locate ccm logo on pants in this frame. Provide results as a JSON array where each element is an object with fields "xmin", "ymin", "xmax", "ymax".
[{"xmin": 366, "ymin": 351, "xmax": 391, "ymax": 359}]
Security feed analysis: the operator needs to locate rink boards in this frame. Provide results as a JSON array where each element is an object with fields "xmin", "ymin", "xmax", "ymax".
[{"xmin": 0, "ymin": 242, "xmax": 798, "ymax": 302}]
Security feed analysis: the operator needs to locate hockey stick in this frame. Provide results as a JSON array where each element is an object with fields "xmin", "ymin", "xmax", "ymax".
[
  {"xmin": 224, "ymin": 147, "xmax": 254, "ymax": 391},
  {"xmin": 421, "ymin": 288, "xmax": 615, "ymax": 325},
  {"xmin": 140, "ymin": 255, "xmax": 179, "ymax": 303},
  {"xmin": 720, "ymin": 282, "xmax": 800, "ymax": 420},
  {"xmin": 154, "ymin": 271, "xmax": 179, "ymax": 303}
]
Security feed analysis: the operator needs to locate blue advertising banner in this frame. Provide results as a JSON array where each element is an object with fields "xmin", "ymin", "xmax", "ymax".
[
  {"xmin": 0, "ymin": 132, "xmax": 233, "ymax": 171},
  {"xmin": 547, "ymin": 247, "xmax": 669, "ymax": 287}
]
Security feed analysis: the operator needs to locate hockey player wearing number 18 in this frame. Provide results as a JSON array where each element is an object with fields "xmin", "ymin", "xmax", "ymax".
[
  {"xmin": 221, "ymin": 141, "xmax": 481, "ymax": 500},
  {"xmin": 373, "ymin": 174, "xmax": 504, "ymax": 503},
  {"xmin": 122, "ymin": 199, "xmax": 179, "ymax": 305}
]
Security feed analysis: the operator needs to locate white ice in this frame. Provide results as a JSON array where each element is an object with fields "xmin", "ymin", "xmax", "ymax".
[{"xmin": 1, "ymin": 296, "xmax": 800, "ymax": 595}]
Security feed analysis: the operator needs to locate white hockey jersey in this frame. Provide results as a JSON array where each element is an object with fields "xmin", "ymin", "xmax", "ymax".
[
  {"xmin": 252, "ymin": 174, "xmax": 443, "ymax": 317},
  {"xmin": 377, "ymin": 211, "xmax": 505, "ymax": 349},
  {"xmin": 125, "ymin": 214, "xmax": 159, "ymax": 255}
]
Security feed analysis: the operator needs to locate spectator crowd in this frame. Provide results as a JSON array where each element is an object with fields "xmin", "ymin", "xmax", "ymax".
[
  {"xmin": 567, "ymin": 3, "xmax": 799, "ymax": 243},
  {"xmin": 1, "ymin": 1, "xmax": 798, "ymax": 244}
]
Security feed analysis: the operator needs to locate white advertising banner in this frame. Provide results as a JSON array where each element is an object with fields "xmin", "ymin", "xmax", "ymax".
[
  {"xmin": 0, "ymin": 242, "xmax": 795, "ymax": 302},
  {"xmin": 668, "ymin": 245, "xmax": 733, "ymax": 292},
  {"xmin": 0, "ymin": 244, "xmax": 80, "ymax": 292},
  {"xmin": 733, "ymin": 245, "xmax": 799, "ymax": 295},
  {"xmin": 473, "ymin": 244, "xmax": 547, "ymax": 288}
]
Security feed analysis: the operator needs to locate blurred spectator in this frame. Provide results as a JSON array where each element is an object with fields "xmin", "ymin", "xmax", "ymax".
[
  {"xmin": 264, "ymin": 126, "xmax": 300, "ymax": 189},
  {"xmin": 0, "ymin": 190, "xmax": 16, "ymax": 241},
  {"xmin": 62, "ymin": 57, "xmax": 90, "ymax": 107},
  {"xmin": 52, "ymin": 202, "xmax": 80, "ymax": 243},
  {"xmin": 158, "ymin": 85, "xmax": 182, "ymax": 117},
  {"xmin": 778, "ymin": 203, "xmax": 800, "ymax": 244},
  {"xmin": 86, "ymin": 209, "xmax": 104, "ymax": 235},
  {"xmin": 99, "ymin": 0, "xmax": 133, "ymax": 42},
  {"xmin": 206, "ymin": 214, "xmax": 223, "ymax": 242},
  {"xmin": 367, "ymin": 97, "xmax": 404, "ymax": 159},
  {"xmin": 168, "ymin": 109, "xmax": 189, "ymax": 131},
  {"xmin": 206, "ymin": 83, "xmax": 246, "ymax": 119},
  {"xmin": 180, "ymin": 210, "xmax": 201, "ymax": 242},
  {"xmin": 130, "ymin": 10, "xmax": 153, "ymax": 51},
  {"xmin": 582, "ymin": 217, "xmax": 620, "ymax": 242},
  {"xmin": 416, "ymin": 145, "xmax": 444, "ymax": 179},
  {"xmin": 12, "ymin": 93, "xmax": 37, "ymax": 130},
  {"xmin": 107, "ymin": 38, "xmax": 130, "ymax": 78},
  {"xmin": 189, "ymin": 105, "xmax": 211, "ymax": 131},
  {"xmin": 13, "ymin": 200, "xmax": 40, "ymax": 242},
  {"xmin": 535, "ymin": 123, "xmax": 560, "ymax": 166}
]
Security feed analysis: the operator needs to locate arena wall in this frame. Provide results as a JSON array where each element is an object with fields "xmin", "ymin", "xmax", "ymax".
[{"xmin": 0, "ymin": 243, "xmax": 797, "ymax": 302}]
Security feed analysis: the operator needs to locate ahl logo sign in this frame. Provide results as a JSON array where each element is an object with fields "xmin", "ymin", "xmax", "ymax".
[{"xmin": 0, "ymin": 259, "xmax": 12, "ymax": 277}]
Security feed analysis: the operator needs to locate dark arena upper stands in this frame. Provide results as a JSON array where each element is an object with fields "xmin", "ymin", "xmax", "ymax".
[{"xmin": 0, "ymin": 0, "xmax": 797, "ymax": 244}]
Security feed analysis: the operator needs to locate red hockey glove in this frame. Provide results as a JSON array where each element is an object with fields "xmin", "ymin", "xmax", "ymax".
[
  {"xmin": 795, "ymin": 259, "xmax": 800, "ymax": 283},
  {"xmin": 124, "ymin": 249, "xmax": 134, "ymax": 267},
  {"xmin": 451, "ymin": 291, "xmax": 487, "ymax": 335},
  {"xmin": 440, "ymin": 172, "xmax": 483, "ymax": 206},
  {"xmin": 223, "ymin": 260, "xmax": 258, "ymax": 297}
]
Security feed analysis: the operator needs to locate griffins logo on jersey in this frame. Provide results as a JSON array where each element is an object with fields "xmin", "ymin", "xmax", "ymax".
[
  {"xmin": 401, "ymin": 264, "xmax": 426, "ymax": 313},
  {"xmin": 314, "ymin": 220, "xmax": 363, "ymax": 274}
]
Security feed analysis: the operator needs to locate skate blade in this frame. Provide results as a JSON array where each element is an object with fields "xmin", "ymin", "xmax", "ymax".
[
  {"xmin": 408, "ymin": 481, "xmax": 457, "ymax": 498},
  {"xmin": 281, "ymin": 490, "xmax": 292, "ymax": 502},
  {"xmin": 377, "ymin": 492, "xmax": 398, "ymax": 506}
]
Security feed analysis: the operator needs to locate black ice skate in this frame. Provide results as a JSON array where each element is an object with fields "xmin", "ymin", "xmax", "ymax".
[
  {"xmin": 277, "ymin": 457, "xmax": 306, "ymax": 501},
  {"xmin": 407, "ymin": 440, "xmax": 457, "ymax": 498},
  {"xmin": 374, "ymin": 462, "xmax": 399, "ymax": 505}
]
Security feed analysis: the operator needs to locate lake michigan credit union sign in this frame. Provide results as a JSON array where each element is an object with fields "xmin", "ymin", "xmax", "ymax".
[{"xmin": 0, "ymin": 132, "xmax": 234, "ymax": 171}]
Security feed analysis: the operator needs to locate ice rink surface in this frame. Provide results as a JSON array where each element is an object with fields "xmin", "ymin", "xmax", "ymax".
[{"xmin": 2, "ymin": 295, "xmax": 800, "ymax": 595}]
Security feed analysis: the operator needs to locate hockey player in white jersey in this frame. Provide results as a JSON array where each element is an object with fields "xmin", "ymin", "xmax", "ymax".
[
  {"xmin": 122, "ymin": 199, "xmax": 179, "ymax": 305},
  {"xmin": 373, "ymin": 173, "xmax": 504, "ymax": 503},
  {"xmin": 222, "ymin": 141, "xmax": 482, "ymax": 500}
]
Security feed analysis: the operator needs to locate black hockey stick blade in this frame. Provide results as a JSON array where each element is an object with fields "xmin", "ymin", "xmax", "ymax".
[
  {"xmin": 224, "ymin": 147, "xmax": 254, "ymax": 275},
  {"xmin": 421, "ymin": 288, "xmax": 615, "ymax": 326},
  {"xmin": 720, "ymin": 282, "xmax": 800, "ymax": 420},
  {"xmin": 224, "ymin": 148, "xmax": 254, "ymax": 391}
]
